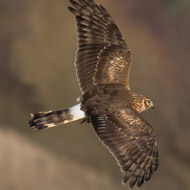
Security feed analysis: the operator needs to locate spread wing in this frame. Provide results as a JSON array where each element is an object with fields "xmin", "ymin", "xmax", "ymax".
[
  {"xmin": 90, "ymin": 108, "xmax": 159, "ymax": 188},
  {"xmin": 68, "ymin": 0, "xmax": 132, "ymax": 93}
]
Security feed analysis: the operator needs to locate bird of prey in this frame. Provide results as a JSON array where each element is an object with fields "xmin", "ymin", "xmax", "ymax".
[{"xmin": 28, "ymin": 0, "xmax": 159, "ymax": 188}]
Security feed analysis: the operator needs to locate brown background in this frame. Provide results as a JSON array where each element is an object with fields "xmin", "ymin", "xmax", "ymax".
[{"xmin": 0, "ymin": 0, "xmax": 189, "ymax": 189}]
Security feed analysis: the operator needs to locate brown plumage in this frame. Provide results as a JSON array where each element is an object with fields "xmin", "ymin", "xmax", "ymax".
[
  {"xmin": 68, "ymin": 0, "xmax": 131, "ymax": 93},
  {"xmin": 81, "ymin": 84, "xmax": 158, "ymax": 188},
  {"xmin": 28, "ymin": 0, "xmax": 159, "ymax": 188}
]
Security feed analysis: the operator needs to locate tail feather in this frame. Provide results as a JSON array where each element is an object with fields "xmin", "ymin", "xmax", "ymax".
[{"xmin": 28, "ymin": 104, "xmax": 85, "ymax": 131}]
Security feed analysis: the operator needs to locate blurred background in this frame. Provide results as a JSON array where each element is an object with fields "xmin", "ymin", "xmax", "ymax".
[{"xmin": 0, "ymin": 0, "xmax": 189, "ymax": 189}]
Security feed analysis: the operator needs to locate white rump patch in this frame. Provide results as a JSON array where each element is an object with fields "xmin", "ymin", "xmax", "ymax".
[{"xmin": 70, "ymin": 104, "xmax": 85, "ymax": 121}]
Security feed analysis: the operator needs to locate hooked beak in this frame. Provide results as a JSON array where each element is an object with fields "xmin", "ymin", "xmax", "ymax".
[{"xmin": 151, "ymin": 102, "xmax": 155, "ymax": 109}]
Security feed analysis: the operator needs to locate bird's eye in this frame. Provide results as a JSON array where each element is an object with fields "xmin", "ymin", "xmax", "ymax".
[{"xmin": 146, "ymin": 99, "xmax": 151, "ymax": 106}]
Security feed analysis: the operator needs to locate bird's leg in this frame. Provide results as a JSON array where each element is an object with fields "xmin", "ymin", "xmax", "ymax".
[{"xmin": 80, "ymin": 116, "xmax": 91, "ymax": 124}]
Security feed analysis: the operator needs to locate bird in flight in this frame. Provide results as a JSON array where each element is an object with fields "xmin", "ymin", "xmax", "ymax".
[{"xmin": 28, "ymin": 0, "xmax": 159, "ymax": 188}]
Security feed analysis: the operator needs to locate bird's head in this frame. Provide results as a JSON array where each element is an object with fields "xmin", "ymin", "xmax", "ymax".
[
  {"xmin": 131, "ymin": 93, "xmax": 154, "ymax": 113},
  {"xmin": 143, "ymin": 97, "xmax": 154, "ymax": 110}
]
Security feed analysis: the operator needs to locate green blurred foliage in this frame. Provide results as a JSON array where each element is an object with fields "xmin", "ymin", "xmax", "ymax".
[
  {"xmin": 165, "ymin": 0, "xmax": 190, "ymax": 14},
  {"xmin": 0, "ymin": 0, "xmax": 189, "ymax": 189}
]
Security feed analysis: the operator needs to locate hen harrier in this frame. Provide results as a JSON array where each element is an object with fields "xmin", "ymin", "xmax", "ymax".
[{"xmin": 29, "ymin": 0, "xmax": 159, "ymax": 188}]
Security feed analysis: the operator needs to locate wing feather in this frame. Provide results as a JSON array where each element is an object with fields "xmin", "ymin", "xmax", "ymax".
[
  {"xmin": 68, "ymin": 0, "xmax": 132, "ymax": 93},
  {"xmin": 89, "ymin": 108, "xmax": 159, "ymax": 188}
]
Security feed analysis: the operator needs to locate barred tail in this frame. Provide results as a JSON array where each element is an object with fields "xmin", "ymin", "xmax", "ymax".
[{"xmin": 28, "ymin": 104, "xmax": 85, "ymax": 131}]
